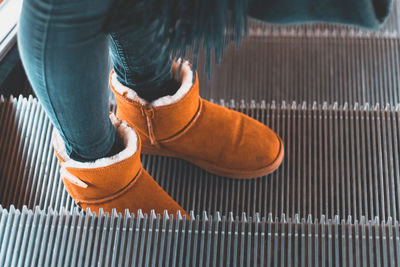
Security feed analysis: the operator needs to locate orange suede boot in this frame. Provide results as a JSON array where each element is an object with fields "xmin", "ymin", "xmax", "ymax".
[
  {"xmin": 51, "ymin": 114, "xmax": 187, "ymax": 216},
  {"xmin": 110, "ymin": 60, "xmax": 284, "ymax": 179}
]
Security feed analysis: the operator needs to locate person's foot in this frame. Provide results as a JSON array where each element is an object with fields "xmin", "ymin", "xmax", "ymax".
[
  {"xmin": 52, "ymin": 114, "xmax": 187, "ymax": 216},
  {"xmin": 110, "ymin": 60, "xmax": 284, "ymax": 179}
]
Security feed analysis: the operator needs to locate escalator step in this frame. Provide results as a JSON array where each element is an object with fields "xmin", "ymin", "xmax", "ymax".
[
  {"xmin": 196, "ymin": 36, "xmax": 400, "ymax": 105},
  {"xmin": 0, "ymin": 204, "xmax": 399, "ymax": 267},
  {"xmin": 186, "ymin": 2, "xmax": 400, "ymax": 106},
  {"xmin": 1, "ymin": 95, "xmax": 400, "ymax": 222},
  {"xmin": 245, "ymin": 0, "xmax": 400, "ymax": 39}
]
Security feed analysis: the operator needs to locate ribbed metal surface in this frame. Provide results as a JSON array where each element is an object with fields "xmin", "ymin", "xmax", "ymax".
[
  {"xmin": 246, "ymin": 0, "xmax": 400, "ymax": 38},
  {"xmin": 191, "ymin": 0, "xmax": 400, "ymax": 105},
  {"xmin": 0, "ymin": 204, "xmax": 399, "ymax": 267},
  {"xmin": 0, "ymin": 95, "xmax": 75, "ymax": 213},
  {"xmin": 195, "ymin": 36, "xmax": 400, "ymax": 105},
  {"xmin": 2, "ymin": 96, "xmax": 400, "ymax": 222}
]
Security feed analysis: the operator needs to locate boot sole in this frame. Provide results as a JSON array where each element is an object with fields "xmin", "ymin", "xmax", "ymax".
[{"xmin": 141, "ymin": 135, "xmax": 284, "ymax": 179}]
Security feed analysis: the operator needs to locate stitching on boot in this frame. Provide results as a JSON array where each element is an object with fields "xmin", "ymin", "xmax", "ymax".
[
  {"xmin": 75, "ymin": 167, "xmax": 144, "ymax": 205},
  {"xmin": 157, "ymin": 98, "xmax": 203, "ymax": 143}
]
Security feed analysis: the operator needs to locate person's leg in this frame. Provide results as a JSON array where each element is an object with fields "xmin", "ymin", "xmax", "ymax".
[
  {"xmin": 18, "ymin": 0, "xmax": 120, "ymax": 161},
  {"xmin": 17, "ymin": 0, "xmax": 187, "ymax": 216},
  {"xmin": 109, "ymin": 26, "xmax": 180, "ymax": 102}
]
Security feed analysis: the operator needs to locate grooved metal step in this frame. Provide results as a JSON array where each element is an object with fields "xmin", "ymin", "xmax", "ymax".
[
  {"xmin": 1, "ymin": 205, "xmax": 399, "ymax": 267},
  {"xmin": 190, "ymin": 0, "xmax": 400, "ymax": 106},
  {"xmin": 2, "ymin": 95, "xmax": 400, "ymax": 223},
  {"xmin": 196, "ymin": 36, "xmax": 400, "ymax": 105},
  {"xmin": 246, "ymin": 0, "xmax": 400, "ymax": 38}
]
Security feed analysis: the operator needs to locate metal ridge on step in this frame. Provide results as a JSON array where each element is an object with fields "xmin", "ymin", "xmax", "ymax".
[{"xmin": 1, "ymin": 204, "xmax": 400, "ymax": 267}]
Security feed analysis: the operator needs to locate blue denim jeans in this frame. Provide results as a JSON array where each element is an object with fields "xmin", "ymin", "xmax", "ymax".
[{"xmin": 18, "ymin": 0, "xmax": 173, "ymax": 161}]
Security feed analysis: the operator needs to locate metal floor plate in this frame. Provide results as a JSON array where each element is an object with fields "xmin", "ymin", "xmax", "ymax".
[
  {"xmin": 2, "ymin": 96, "xmax": 400, "ymax": 223},
  {"xmin": 190, "ymin": 0, "xmax": 400, "ymax": 106},
  {"xmin": 1, "ymin": 205, "xmax": 399, "ymax": 267},
  {"xmin": 195, "ymin": 36, "xmax": 400, "ymax": 105},
  {"xmin": 245, "ymin": 0, "xmax": 400, "ymax": 39}
]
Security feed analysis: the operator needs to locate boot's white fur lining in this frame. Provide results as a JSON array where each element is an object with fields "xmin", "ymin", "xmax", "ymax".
[
  {"xmin": 52, "ymin": 114, "xmax": 138, "ymax": 169},
  {"xmin": 111, "ymin": 60, "xmax": 194, "ymax": 108}
]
